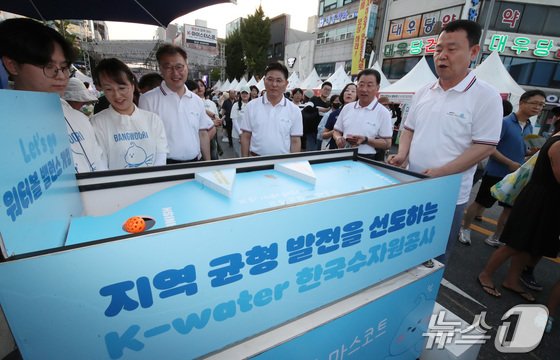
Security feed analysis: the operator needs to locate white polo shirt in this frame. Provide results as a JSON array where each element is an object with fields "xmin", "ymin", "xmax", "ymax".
[
  {"xmin": 91, "ymin": 105, "xmax": 168, "ymax": 170},
  {"xmin": 139, "ymin": 82, "xmax": 213, "ymax": 161},
  {"xmin": 334, "ymin": 98, "xmax": 393, "ymax": 154},
  {"xmin": 404, "ymin": 71, "xmax": 502, "ymax": 204},
  {"xmin": 240, "ymin": 95, "xmax": 303, "ymax": 155}
]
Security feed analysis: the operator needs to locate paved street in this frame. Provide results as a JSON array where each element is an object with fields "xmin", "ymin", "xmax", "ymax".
[{"xmin": 438, "ymin": 180, "xmax": 559, "ymax": 360}]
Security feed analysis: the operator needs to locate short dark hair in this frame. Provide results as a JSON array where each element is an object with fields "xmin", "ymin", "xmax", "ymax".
[
  {"xmin": 356, "ymin": 68, "xmax": 381, "ymax": 85},
  {"xmin": 502, "ymin": 99, "xmax": 513, "ymax": 117},
  {"xmin": 156, "ymin": 44, "xmax": 187, "ymax": 63},
  {"xmin": 520, "ymin": 89, "xmax": 546, "ymax": 103},
  {"xmin": 441, "ymin": 20, "xmax": 482, "ymax": 47},
  {"xmin": 0, "ymin": 18, "xmax": 75, "ymax": 68},
  {"xmin": 93, "ymin": 58, "xmax": 136, "ymax": 87},
  {"xmin": 292, "ymin": 88, "xmax": 303, "ymax": 96},
  {"xmin": 250, "ymin": 85, "xmax": 259, "ymax": 93},
  {"xmin": 321, "ymin": 81, "xmax": 332, "ymax": 89},
  {"xmin": 340, "ymin": 83, "xmax": 358, "ymax": 105},
  {"xmin": 264, "ymin": 62, "xmax": 288, "ymax": 80},
  {"xmin": 329, "ymin": 94, "xmax": 340, "ymax": 103},
  {"xmin": 138, "ymin": 72, "xmax": 163, "ymax": 90},
  {"xmin": 185, "ymin": 79, "xmax": 198, "ymax": 92}
]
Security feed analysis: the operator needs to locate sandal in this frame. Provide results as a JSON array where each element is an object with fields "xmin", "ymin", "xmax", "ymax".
[{"xmin": 477, "ymin": 276, "xmax": 501, "ymax": 297}]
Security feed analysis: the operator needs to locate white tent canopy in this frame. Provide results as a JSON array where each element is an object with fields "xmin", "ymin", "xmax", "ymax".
[
  {"xmin": 371, "ymin": 61, "xmax": 391, "ymax": 90},
  {"xmin": 379, "ymin": 57, "xmax": 437, "ymax": 103},
  {"xmin": 299, "ymin": 68, "xmax": 323, "ymax": 90},
  {"xmin": 286, "ymin": 72, "xmax": 301, "ymax": 91},
  {"xmin": 234, "ymin": 77, "xmax": 248, "ymax": 92},
  {"xmin": 247, "ymin": 76, "xmax": 258, "ymax": 87},
  {"xmin": 211, "ymin": 80, "xmax": 222, "ymax": 91},
  {"xmin": 256, "ymin": 77, "xmax": 265, "ymax": 91},
  {"xmin": 219, "ymin": 79, "xmax": 231, "ymax": 92},
  {"xmin": 473, "ymin": 51, "xmax": 524, "ymax": 109},
  {"xmin": 325, "ymin": 66, "xmax": 351, "ymax": 94},
  {"xmin": 229, "ymin": 78, "xmax": 239, "ymax": 91}
]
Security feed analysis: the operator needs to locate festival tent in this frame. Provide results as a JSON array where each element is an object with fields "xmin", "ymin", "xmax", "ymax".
[
  {"xmin": 256, "ymin": 77, "xmax": 265, "ymax": 92},
  {"xmin": 234, "ymin": 77, "xmax": 248, "ymax": 91},
  {"xmin": 324, "ymin": 66, "xmax": 351, "ymax": 94},
  {"xmin": 371, "ymin": 61, "xmax": 391, "ymax": 90},
  {"xmin": 299, "ymin": 68, "xmax": 323, "ymax": 90},
  {"xmin": 211, "ymin": 80, "xmax": 222, "ymax": 91},
  {"xmin": 229, "ymin": 79, "xmax": 239, "ymax": 91},
  {"xmin": 219, "ymin": 79, "xmax": 231, "ymax": 92},
  {"xmin": 379, "ymin": 56, "xmax": 437, "ymax": 103},
  {"xmin": 247, "ymin": 76, "xmax": 258, "ymax": 87},
  {"xmin": 286, "ymin": 72, "xmax": 301, "ymax": 91},
  {"xmin": 473, "ymin": 51, "xmax": 524, "ymax": 110}
]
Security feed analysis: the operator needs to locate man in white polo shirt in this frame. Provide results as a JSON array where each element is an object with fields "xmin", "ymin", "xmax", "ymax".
[
  {"xmin": 389, "ymin": 20, "xmax": 502, "ymax": 265},
  {"xmin": 332, "ymin": 68, "xmax": 393, "ymax": 158},
  {"xmin": 240, "ymin": 62, "xmax": 303, "ymax": 156},
  {"xmin": 139, "ymin": 44, "xmax": 212, "ymax": 163}
]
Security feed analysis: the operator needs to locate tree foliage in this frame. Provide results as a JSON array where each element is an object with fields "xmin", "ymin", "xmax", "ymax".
[
  {"xmin": 239, "ymin": 6, "xmax": 271, "ymax": 78},
  {"xmin": 224, "ymin": 28, "xmax": 246, "ymax": 80},
  {"xmin": 210, "ymin": 68, "xmax": 221, "ymax": 82}
]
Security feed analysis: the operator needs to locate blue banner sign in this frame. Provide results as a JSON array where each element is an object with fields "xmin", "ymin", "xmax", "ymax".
[
  {"xmin": 0, "ymin": 90, "xmax": 82, "ymax": 255},
  {"xmin": 0, "ymin": 172, "xmax": 459, "ymax": 359}
]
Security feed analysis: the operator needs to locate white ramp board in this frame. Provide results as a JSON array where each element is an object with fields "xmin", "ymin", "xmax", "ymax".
[
  {"xmin": 195, "ymin": 168, "xmax": 236, "ymax": 197},
  {"xmin": 275, "ymin": 161, "xmax": 316, "ymax": 185}
]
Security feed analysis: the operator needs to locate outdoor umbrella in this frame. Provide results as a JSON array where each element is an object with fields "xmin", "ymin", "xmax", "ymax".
[{"xmin": 0, "ymin": 0, "xmax": 234, "ymax": 27}]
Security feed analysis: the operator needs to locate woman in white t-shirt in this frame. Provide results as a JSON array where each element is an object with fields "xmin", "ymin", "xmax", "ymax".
[
  {"xmin": 91, "ymin": 58, "xmax": 168, "ymax": 170},
  {"xmin": 230, "ymin": 86, "xmax": 251, "ymax": 157}
]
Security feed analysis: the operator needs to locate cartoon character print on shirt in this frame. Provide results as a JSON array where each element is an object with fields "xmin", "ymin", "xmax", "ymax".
[
  {"xmin": 384, "ymin": 293, "xmax": 433, "ymax": 360},
  {"xmin": 69, "ymin": 131, "xmax": 96, "ymax": 171},
  {"xmin": 124, "ymin": 142, "xmax": 153, "ymax": 168}
]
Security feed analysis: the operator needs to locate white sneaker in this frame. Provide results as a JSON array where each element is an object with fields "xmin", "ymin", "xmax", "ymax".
[
  {"xmin": 458, "ymin": 227, "xmax": 471, "ymax": 245},
  {"xmin": 484, "ymin": 234, "xmax": 504, "ymax": 247},
  {"xmin": 221, "ymin": 137, "xmax": 229, "ymax": 143}
]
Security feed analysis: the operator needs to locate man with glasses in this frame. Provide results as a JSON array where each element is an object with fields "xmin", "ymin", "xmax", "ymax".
[
  {"xmin": 459, "ymin": 89, "xmax": 545, "ymax": 247},
  {"xmin": 332, "ymin": 69, "xmax": 393, "ymax": 159},
  {"xmin": 389, "ymin": 20, "xmax": 503, "ymax": 267},
  {"xmin": 139, "ymin": 44, "xmax": 212, "ymax": 163},
  {"xmin": 0, "ymin": 18, "xmax": 106, "ymax": 173},
  {"xmin": 240, "ymin": 63, "xmax": 303, "ymax": 156}
]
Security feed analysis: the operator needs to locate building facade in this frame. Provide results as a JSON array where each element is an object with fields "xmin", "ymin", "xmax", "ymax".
[
  {"xmin": 314, "ymin": 0, "xmax": 361, "ymax": 78},
  {"xmin": 378, "ymin": 0, "xmax": 559, "ymax": 96}
]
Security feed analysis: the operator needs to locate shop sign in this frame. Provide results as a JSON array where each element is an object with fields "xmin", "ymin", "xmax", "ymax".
[
  {"xmin": 319, "ymin": 9, "xmax": 358, "ymax": 28},
  {"xmin": 388, "ymin": 5, "xmax": 461, "ymax": 42},
  {"xmin": 384, "ymin": 35, "xmax": 560, "ymax": 60}
]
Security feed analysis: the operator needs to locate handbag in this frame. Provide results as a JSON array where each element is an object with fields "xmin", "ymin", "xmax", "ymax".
[{"xmin": 490, "ymin": 151, "xmax": 539, "ymax": 206}]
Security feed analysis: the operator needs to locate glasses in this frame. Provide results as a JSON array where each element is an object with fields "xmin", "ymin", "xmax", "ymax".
[
  {"xmin": 524, "ymin": 101, "xmax": 546, "ymax": 107},
  {"xmin": 161, "ymin": 64, "xmax": 186, "ymax": 73},
  {"xmin": 43, "ymin": 63, "xmax": 71, "ymax": 78}
]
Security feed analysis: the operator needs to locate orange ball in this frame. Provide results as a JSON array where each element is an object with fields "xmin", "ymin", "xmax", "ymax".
[{"xmin": 124, "ymin": 216, "xmax": 146, "ymax": 233}]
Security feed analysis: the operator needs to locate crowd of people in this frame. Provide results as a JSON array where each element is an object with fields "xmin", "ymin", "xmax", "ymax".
[{"xmin": 1, "ymin": 17, "xmax": 559, "ymax": 333}]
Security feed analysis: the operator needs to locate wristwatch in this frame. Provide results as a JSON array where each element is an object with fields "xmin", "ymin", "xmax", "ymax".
[{"xmin": 363, "ymin": 136, "xmax": 368, "ymax": 144}]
